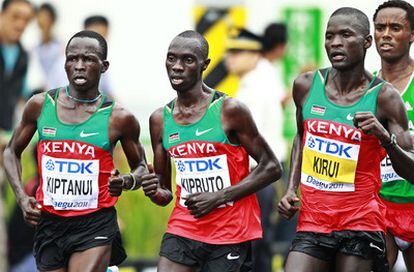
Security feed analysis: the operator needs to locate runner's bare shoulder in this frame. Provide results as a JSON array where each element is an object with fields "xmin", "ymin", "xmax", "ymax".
[
  {"xmin": 293, "ymin": 71, "xmax": 316, "ymax": 106},
  {"xmin": 110, "ymin": 103, "xmax": 140, "ymax": 133},
  {"xmin": 24, "ymin": 92, "xmax": 47, "ymax": 121}
]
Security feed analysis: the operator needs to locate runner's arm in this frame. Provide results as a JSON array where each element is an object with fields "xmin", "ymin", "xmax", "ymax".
[
  {"xmin": 184, "ymin": 97, "xmax": 282, "ymax": 218},
  {"xmin": 141, "ymin": 108, "xmax": 173, "ymax": 206},
  {"xmin": 108, "ymin": 107, "xmax": 148, "ymax": 196},
  {"xmin": 278, "ymin": 72, "xmax": 313, "ymax": 219},
  {"xmin": 355, "ymin": 83, "xmax": 414, "ymax": 183},
  {"xmin": 3, "ymin": 93, "xmax": 44, "ymax": 225}
]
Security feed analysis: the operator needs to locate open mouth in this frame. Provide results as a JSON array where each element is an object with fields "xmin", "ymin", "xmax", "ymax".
[
  {"xmin": 380, "ymin": 43, "xmax": 393, "ymax": 51},
  {"xmin": 73, "ymin": 76, "xmax": 87, "ymax": 85},
  {"xmin": 171, "ymin": 76, "xmax": 184, "ymax": 85},
  {"xmin": 331, "ymin": 51, "xmax": 346, "ymax": 61}
]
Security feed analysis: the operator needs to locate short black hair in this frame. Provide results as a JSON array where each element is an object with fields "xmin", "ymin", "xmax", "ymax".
[
  {"xmin": 330, "ymin": 7, "xmax": 370, "ymax": 36},
  {"xmin": 2, "ymin": 0, "xmax": 32, "ymax": 11},
  {"xmin": 38, "ymin": 2, "xmax": 56, "ymax": 22},
  {"xmin": 66, "ymin": 30, "xmax": 108, "ymax": 60},
  {"xmin": 373, "ymin": 0, "xmax": 414, "ymax": 30},
  {"xmin": 84, "ymin": 15, "xmax": 109, "ymax": 29},
  {"xmin": 177, "ymin": 30, "xmax": 209, "ymax": 59},
  {"xmin": 262, "ymin": 23, "xmax": 287, "ymax": 52}
]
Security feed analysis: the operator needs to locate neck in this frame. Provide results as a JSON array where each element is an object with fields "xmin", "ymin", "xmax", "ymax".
[
  {"xmin": 380, "ymin": 54, "xmax": 414, "ymax": 84},
  {"xmin": 67, "ymin": 85, "xmax": 101, "ymax": 103},
  {"xmin": 42, "ymin": 32, "xmax": 53, "ymax": 44},
  {"xmin": 176, "ymin": 81, "xmax": 208, "ymax": 108},
  {"xmin": 330, "ymin": 64, "xmax": 368, "ymax": 94},
  {"xmin": 0, "ymin": 29, "xmax": 15, "ymax": 45}
]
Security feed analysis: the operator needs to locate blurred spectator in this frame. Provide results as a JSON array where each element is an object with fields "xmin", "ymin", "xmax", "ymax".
[
  {"xmin": 261, "ymin": 22, "xmax": 298, "ymax": 266},
  {"xmin": 84, "ymin": 15, "xmax": 114, "ymax": 97},
  {"xmin": 0, "ymin": 0, "xmax": 34, "ymax": 271},
  {"xmin": 32, "ymin": 2, "xmax": 65, "ymax": 90},
  {"xmin": 225, "ymin": 26, "xmax": 289, "ymax": 272},
  {"xmin": 0, "ymin": 0, "xmax": 34, "ymax": 131}
]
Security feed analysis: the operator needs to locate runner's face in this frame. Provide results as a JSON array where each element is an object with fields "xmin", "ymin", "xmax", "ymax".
[
  {"xmin": 374, "ymin": 7, "xmax": 414, "ymax": 62},
  {"xmin": 325, "ymin": 14, "xmax": 369, "ymax": 70},
  {"xmin": 166, "ymin": 37, "xmax": 208, "ymax": 92},
  {"xmin": 65, "ymin": 37, "xmax": 107, "ymax": 92}
]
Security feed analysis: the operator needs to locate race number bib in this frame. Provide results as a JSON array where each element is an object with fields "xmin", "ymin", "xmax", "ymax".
[
  {"xmin": 301, "ymin": 133, "xmax": 360, "ymax": 192},
  {"xmin": 41, "ymin": 155, "xmax": 100, "ymax": 210},
  {"xmin": 174, "ymin": 154, "xmax": 233, "ymax": 207},
  {"xmin": 380, "ymin": 155, "xmax": 402, "ymax": 182}
]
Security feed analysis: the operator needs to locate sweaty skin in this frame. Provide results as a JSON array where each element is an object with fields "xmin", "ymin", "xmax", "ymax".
[
  {"xmin": 3, "ymin": 36, "xmax": 147, "ymax": 272},
  {"xmin": 278, "ymin": 12, "xmax": 414, "ymax": 272},
  {"xmin": 141, "ymin": 35, "xmax": 282, "ymax": 272}
]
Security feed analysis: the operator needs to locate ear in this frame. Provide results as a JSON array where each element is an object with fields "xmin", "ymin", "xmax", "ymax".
[
  {"xmin": 202, "ymin": 58, "xmax": 211, "ymax": 71},
  {"xmin": 410, "ymin": 29, "xmax": 414, "ymax": 44},
  {"xmin": 101, "ymin": 60, "xmax": 109, "ymax": 73},
  {"xmin": 364, "ymin": 34, "xmax": 372, "ymax": 49}
]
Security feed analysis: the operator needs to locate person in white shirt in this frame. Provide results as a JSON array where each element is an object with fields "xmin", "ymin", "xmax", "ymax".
[{"xmin": 225, "ymin": 25, "xmax": 289, "ymax": 272}]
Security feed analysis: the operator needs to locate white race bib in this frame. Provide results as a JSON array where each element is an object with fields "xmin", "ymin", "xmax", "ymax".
[{"xmin": 41, "ymin": 155, "xmax": 100, "ymax": 210}]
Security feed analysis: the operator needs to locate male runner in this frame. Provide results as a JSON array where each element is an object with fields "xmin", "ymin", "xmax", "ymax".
[
  {"xmin": 373, "ymin": 1, "xmax": 414, "ymax": 270},
  {"xmin": 141, "ymin": 30, "xmax": 282, "ymax": 272},
  {"xmin": 3, "ymin": 30, "xmax": 148, "ymax": 272},
  {"xmin": 278, "ymin": 7, "xmax": 414, "ymax": 272}
]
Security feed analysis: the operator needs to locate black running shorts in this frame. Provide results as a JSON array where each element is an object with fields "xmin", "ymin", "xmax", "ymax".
[
  {"xmin": 159, "ymin": 233, "xmax": 252, "ymax": 272},
  {"xmin": 290, "ymin": 230, "xmax": 388, "ymax": 272},
  {"xmin": 33, "ymin": 207, "xmax": 126, "ymax": 271}
]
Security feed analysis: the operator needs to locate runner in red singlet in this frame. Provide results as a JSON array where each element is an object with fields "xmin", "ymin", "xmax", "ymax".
[
  {"xmin": 140, "ymin": 30, "xmax": 282, "ymax": 272},
  {"xmin": 4, "ymin": 31, "xmax": 148, "ymax": 272},
  {"xmin": 278, "ymin": 7, "xmax": 414, "ymax": 272}
]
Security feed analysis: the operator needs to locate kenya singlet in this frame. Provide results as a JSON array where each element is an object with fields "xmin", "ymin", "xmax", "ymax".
[
  {"xmin": 163, "ymin": 91, "xmax": 262, "ymax": 244},
  {"xmin": 36, "ymin": 88, "xmax": 116, "ymax": 217},
  {"xmin": 299, "ymin": 69, "xmax": 386, "ymax": 233},
  {"xmin": 379, "ymin": 71, "xmax": 414, "ymax": 241}
]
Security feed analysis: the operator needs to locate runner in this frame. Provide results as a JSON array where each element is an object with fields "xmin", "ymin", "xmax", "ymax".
[
  {"xmin": 141, "ymin": 30, "xmax": 282, "ymax": 272},
  {"xmin": 4, "ymin": 30, "xmax": 148, "ymax": 272},
  {"xmin": 278, "ymin": 7, "xmax": 414, "ymax": 272},
  {"xmin": 374, "ymin": 0, "xmax": 414, "ymax": 270}
]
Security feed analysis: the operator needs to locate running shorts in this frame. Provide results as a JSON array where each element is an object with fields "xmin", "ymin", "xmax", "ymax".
[
  {"xmin": 159, "ymin": 233, "xmax": 251, "ymax": 272},
  {"xmin": 289, "ymin": 230, "xmax": 388, "ymax": 272},
  {"xmin": 34, "ymin": 207, "xmax": 126, "ymax": 271}
]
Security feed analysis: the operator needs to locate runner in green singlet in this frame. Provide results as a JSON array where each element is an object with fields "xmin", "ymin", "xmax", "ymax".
[{"xmin": 373, "ymin": 1, "xmax": 414, "ymax": 270}]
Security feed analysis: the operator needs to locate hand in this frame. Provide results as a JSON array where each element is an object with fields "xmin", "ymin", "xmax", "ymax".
[
  {"xmin": 19, "ymin": 195, "xmax": 42, "ymax": 226},
  {"xmin": 108, "ymin": 169, "xmax": 123, "ymax": 197},
  {"xmin": 353, "ymin": 111, "xmax": 390, "ymax": 143},
  {"xmin": 278, "ymin": 191, "xmax": 299, "ymax": 220},
  {"xmin": 141, "ymin": 164, "xmax": 160, "ymax": 198},
  {"xmin": 184, "ymin": 191, "xmax": 222, "ymax": 219}
]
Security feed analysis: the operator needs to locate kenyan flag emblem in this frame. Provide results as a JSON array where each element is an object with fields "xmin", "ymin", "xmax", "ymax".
[{"xmin": 42, "ymin": 127, "xmax": 56, "ymax": 137}]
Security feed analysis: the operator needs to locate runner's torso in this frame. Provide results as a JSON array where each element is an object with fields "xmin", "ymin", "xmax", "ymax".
[
  {"xmin": 36, "ymin": 88, "xmax": 116, "ymax": 217},
  {"xmin": 163, "ymin": 90, "xmax": 262, "ymax": 244},
  {"xmin": 299, "ymin": 68, "xmax": 386, "ymax": 233},
  {"xmin": 379, "ymin": 72, "xmax": 414, "ymax": 203}
]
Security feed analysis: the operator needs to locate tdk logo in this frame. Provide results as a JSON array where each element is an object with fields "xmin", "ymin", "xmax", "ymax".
[
  {"xmin": 308, "ymin": 136, "xmax": 316, "ymax": 148},
  {"xmin": 178, "ymin": 158, "xmax": 222, "ymax": 172},
  {"xmin": 52, "ymin": 160, "xmax": 94, "ymax": 174},
  {"xmin": 311, "ymin": 138, "xmax": 352, "ymax": 158}
]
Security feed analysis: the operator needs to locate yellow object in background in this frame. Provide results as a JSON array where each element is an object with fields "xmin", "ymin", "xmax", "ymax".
[{"xmin": 193, "ymin": 5, "xmax": 246, "ymax": 97}]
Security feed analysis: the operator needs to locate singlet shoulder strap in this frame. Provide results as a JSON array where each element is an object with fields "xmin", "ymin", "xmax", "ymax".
[
  {"xmin": 166, "ymin": 99, "xmax": 175, "ymax": 112},
  {"xmin": 47, "ymin": 88, "xmax": 59, "ymax": 101},
  {"xmin": 319, "ymin": 68, "xmax": 330, "ymax": 83},
  {"xmin": 100, "ymin": 95, "xmax": 113, "ymax": 109}
]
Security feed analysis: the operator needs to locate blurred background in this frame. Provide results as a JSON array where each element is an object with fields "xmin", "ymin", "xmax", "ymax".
[{"xmin": 2, "ymin": 0, "xmax": 412, "ymax": 271}]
